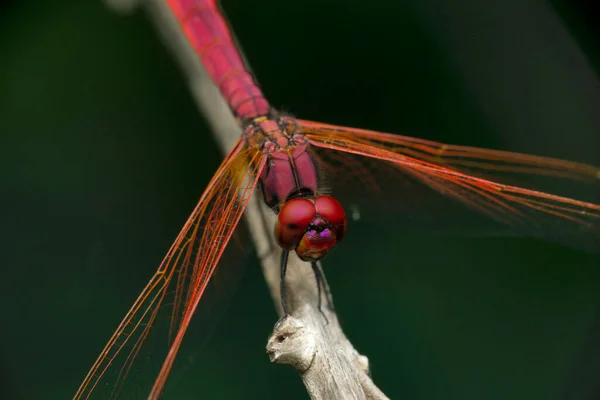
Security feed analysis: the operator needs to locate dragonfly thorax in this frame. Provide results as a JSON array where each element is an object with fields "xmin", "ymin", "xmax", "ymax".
[
  {"xmin": 275, "ymin": 196, "xmax": 346, "ymax": 262},
  {"xmin": 252, "ymin": 115, "xmax": 347, "ymax": 260}
]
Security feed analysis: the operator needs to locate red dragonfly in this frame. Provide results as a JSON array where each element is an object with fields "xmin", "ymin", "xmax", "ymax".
[{"xmin": 74, "ymin": 0, "xmax": 600, "ymax": 398}]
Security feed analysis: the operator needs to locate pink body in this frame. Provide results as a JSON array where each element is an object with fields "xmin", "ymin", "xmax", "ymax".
[
  {"xmin": 167, "ymin": 0, "xmax": 320, "ymax": 206},
  {"xmin": 167, "ymin": 0, "xmax": 270, "ymax": 119},
  {"xmin": 259, "ymin": 141, "xmax": 320, "ymax": 208}
]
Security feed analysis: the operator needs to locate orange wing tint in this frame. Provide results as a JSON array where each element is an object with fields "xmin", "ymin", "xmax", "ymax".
[
  {"xmin": 74, "ymin": 139, "xmax": 265, "ymax": 400},
  {"xmin": 298, "ymin": 119, "xmax": 600, "ymax": 252}
]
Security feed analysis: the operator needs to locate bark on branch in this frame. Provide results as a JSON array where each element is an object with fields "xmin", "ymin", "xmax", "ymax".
[{"xmin": 104, "ymin": 1, "xmax": 389, "ymax": 398}]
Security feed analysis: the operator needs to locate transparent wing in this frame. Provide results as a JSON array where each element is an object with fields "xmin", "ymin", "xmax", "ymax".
[
  {"xmin": 295, "ymin": 119, "xmax": 600, "ymax": 253},
  {"xmin": 74, "ymin": 138, "xmax": 265, "ymax": 400}
]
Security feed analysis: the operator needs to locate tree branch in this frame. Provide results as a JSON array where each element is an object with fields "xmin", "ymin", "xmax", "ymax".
[{"xmin": 104, "ymin": 1, "xmax": 388, "ymax": 398}]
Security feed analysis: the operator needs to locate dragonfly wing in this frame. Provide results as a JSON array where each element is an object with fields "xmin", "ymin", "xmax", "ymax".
[
  {"xmin": 74, "ymin": 138, "xmax": 265, "ymax": 399},
  {"xmin": 297, "ymin": 119, "xmax": 600, "ymax": 253}
]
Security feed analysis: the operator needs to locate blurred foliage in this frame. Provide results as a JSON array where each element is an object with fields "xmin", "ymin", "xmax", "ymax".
[{"xmin": 1, "ymin": 0, "xmax": 600, "ymax": 399}]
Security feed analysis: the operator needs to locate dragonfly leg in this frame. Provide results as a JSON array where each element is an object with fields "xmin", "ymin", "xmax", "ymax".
[
  {"xmin": 314, "ymin": 261, "xmax": 336, "ymax": 313},
  {"xmin": 280, "ymin": 250, "xmax": 290, "ymax": 316},
  {"xmin": 311, "ymin": 261, "xmax": 335, "ymax": 325}
]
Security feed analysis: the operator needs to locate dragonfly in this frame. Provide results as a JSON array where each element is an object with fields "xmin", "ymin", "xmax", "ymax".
[{"xmin": 75, "ymin": 0, "xmax": 600, "ymax": 399}]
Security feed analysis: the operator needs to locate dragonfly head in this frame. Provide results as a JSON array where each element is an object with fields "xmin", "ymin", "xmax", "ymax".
[{"xmin": 275, "ymin": 196, "xmax": 346, "ymax": 262}]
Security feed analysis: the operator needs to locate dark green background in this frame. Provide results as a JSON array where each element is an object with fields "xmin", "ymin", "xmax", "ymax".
[{"xmin": 2, "ymin": 1, "xmax": 600, "ymax": 399}]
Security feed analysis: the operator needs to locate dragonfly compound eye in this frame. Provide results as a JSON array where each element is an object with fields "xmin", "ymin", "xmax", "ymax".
[
  {"xmin": 275, "ymin": 196, "xmax": 347, "ymax": 261},
  {"xmin": 275, "ymin": 198, "xmax": 317, "ymax": 250},
  {"xmin": 314, "ymin": 196, "xmax": 346, "ymax": 243}
]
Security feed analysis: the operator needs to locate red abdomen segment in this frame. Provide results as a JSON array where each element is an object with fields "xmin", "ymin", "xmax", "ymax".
[{"xmin": 167, "ymin": 0, "xmax": 270, "ymax": 119}]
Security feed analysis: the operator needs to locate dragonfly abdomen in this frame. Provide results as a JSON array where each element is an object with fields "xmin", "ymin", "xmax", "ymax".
[{"xmin": 168, "ymin": 0, "xmax": 270, "ymax": 119}]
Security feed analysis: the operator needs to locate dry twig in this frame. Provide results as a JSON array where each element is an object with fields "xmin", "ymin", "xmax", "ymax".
[{"xmin": 105, "ymin": 1, "xmax": 389, "ymax": 398}]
